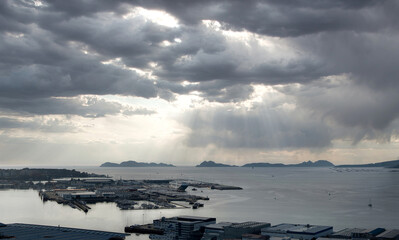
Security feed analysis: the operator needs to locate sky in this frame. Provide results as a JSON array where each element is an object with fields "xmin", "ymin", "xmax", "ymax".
[{"xmin": 0, "ymin": 0, "xmax": 399, "ymax": 166}]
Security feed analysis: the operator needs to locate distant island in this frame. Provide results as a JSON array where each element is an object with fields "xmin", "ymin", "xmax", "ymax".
[
  {"xmin": 241, "ymin": 162, "xmax": 286, "ymax": 167},
  {"xmin": 294, "ymin": 160, "xmax": 335, "ymax": 167},
  {"xmin": 196, "ymin": 161, "xmax": 238, "ymax": 167},
  {"xmin": 100, "ymin": 160, "xmax": 175, "ymax": 167},
  {"xmin": 242, "ymin": 160, "xmax": 334, "ymax": 168},
  {"xmin": 196, "ymin": 160, "xmax": 334, "ymax": 168},
  {"xmin": 335, "ymin": 159, "xmax": 399, "ymax": 168}
]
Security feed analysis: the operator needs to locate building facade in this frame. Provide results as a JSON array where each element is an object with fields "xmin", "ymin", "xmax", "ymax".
[{"xmin": 150, "ymin": 216, "xmax": 216, "ymax": 240}]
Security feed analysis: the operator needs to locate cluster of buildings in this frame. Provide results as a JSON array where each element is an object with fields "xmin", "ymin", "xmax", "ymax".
[
  {"xmin": 152, "ymin": 216, "xmax": 217, "ymax": 240},
  {"xmin": 38, "ymin": 178, "xmax": 210, "ymax": 212},
  {"xmin": 146, "ymin": 215, "xmax": 399, "ymax": 240},
  {"xmin": 2, "ymin": 217, "xmax": 397, "ymax": 240},
  {"xmin": 330, "ymin": 228, "xmax": 399, "ymax": 240}
]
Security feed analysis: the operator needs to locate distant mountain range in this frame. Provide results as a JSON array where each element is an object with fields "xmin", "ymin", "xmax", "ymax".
[
  {"xmin": 196, "ymin": 160, "xmax": 334, "ymax": 167},
  {"xmin": 242, "ymin": 160, "xmax": 334, "ymax": 168},
  {"xmin": 101, "ymin": 159, "xmax": 399, "ymax": 168},
  {"xmin": 100, "ymin": 160, "xmax": 175, "ymax": 167},
  {"xmin": 335, "ymin": 159, "xmax": 399, "ymax": 168},
  {"xmin": 195, "ymin": 159, "xmax": 399, "ymax": 168}
]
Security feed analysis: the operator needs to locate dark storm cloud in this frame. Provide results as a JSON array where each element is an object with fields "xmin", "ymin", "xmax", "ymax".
[
  {"xmin": 3, "ymin": 0, "xmax": 315, "ymax": 108},
  {"xmin": 0, "ymin": 26, "xmax": 158, "ymax": 99},
  {"xmin": 0, "ymin": 0, "xmax": 179, "ymax": 106},
  {"xmin": 43, "ymin": 0, "xmax": 128, "ymax": 17},
  {"xmin": 126, "ymin": 0, "xmax": 398, "ymax": 36},
  {"xmin": 0, "ymin": 0, "xmax": 36, "ymax": 33},
  {"xmin": 36, "ymin": 13, "xmax": 183, "ymax": 68},
  {"xmin": 38, "ymin": 0, "xmax": 397, "ymax": 37},
  {"xmin": 3, "ymin": 0, "xmax": 395, "ymax": 98},
  {"xmin": 294, "ymin": 31, "xmax": 399, "ymax": 90}
]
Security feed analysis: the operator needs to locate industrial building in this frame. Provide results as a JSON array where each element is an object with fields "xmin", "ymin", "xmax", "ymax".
[
  {"xmin": 150, "ymin": 215, "xmax": 216, "ymax": 240},
  {"xmin": 377, "ymin": 229, "xmax": 399, "ymax": 240},
  {"xmin": 137, "ymin": 214, "xmax": 399, "ymax": 240},
  {"xmin": 331, "ymin": 228, "xmax": 386, "ymax": 239},
  {"xmin": 201, "ymin": 221, "xmax": 271, "ymax": 240},
  {"xmin": 331, "ymin": 228, "xmax": 368, "ymax": 239},
  {"xmin": 59, "ymin": 191, "xmax": 97, "ymax": 200},
  {"xmin": 0, "ymin": 222, "xmax": 128, "ymax": 240},
  {"xmin": 261, "ymin": 223, "xmax": 333, "ymax": 240}
]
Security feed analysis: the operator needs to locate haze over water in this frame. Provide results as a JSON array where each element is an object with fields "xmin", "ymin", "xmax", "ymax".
[{"xmin": 1, "ymin": 167, "xmax": 398, "ymax": 240}]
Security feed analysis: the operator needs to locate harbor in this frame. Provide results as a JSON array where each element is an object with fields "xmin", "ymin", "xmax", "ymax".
[
  {"xmin": 0, "ymin": 169, "xmax": 243, "ymax": 213},
  {"xmin": 35, "ymin": 178, "xmax": 231, "ymax": 212}
]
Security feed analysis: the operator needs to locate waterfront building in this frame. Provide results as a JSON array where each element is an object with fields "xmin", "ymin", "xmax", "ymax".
[
  {"xmin": 201, "ymin": 222, "xmax": 233, "ymax": 239},
  {"xmin": 59, "ymin": 191, "xmax": 97, "ymax": 200},
  {"xmin": 202, "ymin": 221, "xmax": 271, "ymax": 240},
  {"xmin": 261, "ymin": 223, "xmax": 333, "ymax": 240},
  {"xmin": 352, "ymin": 228, "xmax": 386, "ymax": 239},
  {"xmin": 331, "ymin": 228, "xmax": 367, "ymax": 239},
  {"xmin": 377, "ymin": 229, "xmax": 399, "ymax": 240},
  {"xmin": 0, "ymin": 222, "xmax": 128, "ymax": 239},
  {"xmin": 150, "ymin": 215, "xmax": 216, "ymax": 240},
  {"xmin": 332, "ymin": 228, "xmax": 386, "ymax": 239}
]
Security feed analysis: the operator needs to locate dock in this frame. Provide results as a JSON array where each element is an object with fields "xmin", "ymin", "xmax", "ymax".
[
  {"xmin": 39, "ymin": 191, "xmax": 91, "ymax": 212},
  {"xmin": 125, "ymin": 224, "xmax": 164, "ymax": 235}
]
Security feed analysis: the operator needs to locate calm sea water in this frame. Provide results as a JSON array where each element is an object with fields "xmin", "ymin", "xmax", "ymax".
[{"xmin": 1, "ymin": 167, "xmax": 398, "ymax": 239}]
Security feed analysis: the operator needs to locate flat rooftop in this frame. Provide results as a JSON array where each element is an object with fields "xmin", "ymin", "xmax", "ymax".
[
  {"xmin": 332, "ymin": 228, "xmax": 386, "ymax": 238},
  {"xmin": 377, "ymin": 229, "xmax": 399, "ymax": 239},
  {"xmin": 263, "ymin": 223, "xmax": 332, "ymax": 235},
  {"xmin": 332, "ymin": 228, "xmax": 366, "ymax": 238},
  {"xmin": 176, "ymin": 215, "xmax": 216, "ymax": 222},
  {"xmin": 205, "ymin": 222, "xmax": 233, "ymax": 230},
  {"xmin": 230, "ymin": 221, "xmax": 271, "ymax": 229},
  {"xmin": 0, "ymin": 223, "xmax": 129, "ymax": 240}
]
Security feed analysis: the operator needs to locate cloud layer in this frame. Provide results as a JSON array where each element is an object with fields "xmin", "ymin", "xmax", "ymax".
[{"xmin": 0, "ymin": 0, "xmax": 398, "ymax": 164}]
